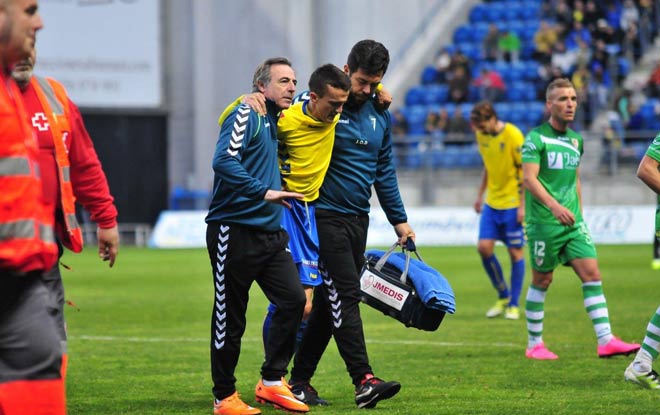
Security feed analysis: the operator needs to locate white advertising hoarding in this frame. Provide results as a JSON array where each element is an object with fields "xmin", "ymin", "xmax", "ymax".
[
  {"xmin": 36, "ymin": 0, "xmax": 162, "ymax": 109},
  {"xmin": 149, "ymin": 205, "xmax": 656, "ymax": 249}
]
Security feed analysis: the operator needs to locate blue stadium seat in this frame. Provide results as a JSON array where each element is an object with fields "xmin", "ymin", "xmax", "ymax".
[
  {"xmin": 494, "ymin": 102, "xmax": 513, "ymax": 121},
  {"xmin": 420, "ymin": 65, "xmax": 438, "ymax": 85},
  {"xmin": 469, "ymin": 5, "xmax": 487, "ymax": 23},
  {"xmin": 453, "ymin": 24, "xmax": 473, "ymax": 44},
  {"xmin": 423, "ymin": 85, "xmax": 449, "ymax": 105},
  {"xmin": 506, "ymin": 84, "xmax": 525, "ymax": 101},
  {"xmin": 508, "ymin": 110, "xmax": 526, "ymax": 125},
  {"xmin": 456, "ymin": 42, "xmax": 480, "ymax": 61},
  {"xmin": 523, "ymin": 103, "xmax": 542, "ymax": 125},
  {"xmin": 484, "ymin": 3, "xmax": 505, "ymax": 22},
  {"xmin": 520, "ymin": 4, "xmax": 539, "ymax": 19},
  {"xmin": 402, "ymin": 105, "xmax": 428, "ymax": 135},
  {"xmin": 441, "ymin": 103, "xmax": 457, "ymax": 117},
  {"xmin": 523, "ymin": 60, "xmax": 540, "ymax": 81},
  {"xmin": 503, "ymin": 8, "xmax": 521, "ymax": 22},
  {"xmin": 460, "ymin": 103, "xmax": 474, "ymax": 118},
  {"xmin": 508, "ymin": 20, "xmax": 526, "ymax": 38},
  {"xmin": 405, "ymin": 86, "xmax": 426, "ymax": 106},
  {"xmin": 468, "ymin": 85, "xmax": 481, "ymax": 102},
  {"xmin": 508, "ymin": 63, "xmax": 525, "ymax": 81},
  {"xmin": 473, "ymin": 23, "xmax": 491, "ymax": 43},
  {"xmin": 618, "ymin": 57, "xmax": 631, "ymax": 78},
  {"xmin": 640, "ymin": 100, "xmax": 658, "ymax": 129}
]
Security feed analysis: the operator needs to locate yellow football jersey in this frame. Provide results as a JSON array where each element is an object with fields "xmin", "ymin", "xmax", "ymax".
[
  {"xmin": 476, "ymin": 122, "xmax": 524, "ymax": 209},
  {"xmin": 277, "ymin": 101, "xmax": 337, "ymax": 201}
]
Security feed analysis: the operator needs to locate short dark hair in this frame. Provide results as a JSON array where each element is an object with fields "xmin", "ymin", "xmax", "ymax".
[
  {"xmin": 546, "ymin": 78, "xmax": 574, "ymax": 101},
  {"xmin": 470, "ymin": 101, "xmax": 497, "ymax": 123},
  {"xmin": 308, "ymin": 63, "xmax": 351, "ymax": 97},
  {"xmin": 346, "ymin": 39, "xmax": 389, "ymax": 76},
  {"xmin": 252, "ymin": 57, "xmax": 292, "ymax": 92}
]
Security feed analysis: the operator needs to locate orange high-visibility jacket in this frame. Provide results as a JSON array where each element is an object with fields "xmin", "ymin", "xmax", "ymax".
[
  {"xmin": 0, "ymin": 74, "xmax": 58, "ymax": 273},
  {"xmin": 30, "ymin": 76, "xmax": 83, "ymax": 252}
]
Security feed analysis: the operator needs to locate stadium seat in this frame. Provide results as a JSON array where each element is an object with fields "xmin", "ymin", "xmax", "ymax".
[
  {"xmin": 420, "ymin": 65, "xmax": 438, "ymax": 85},
  {"xmin": 469, "ymin": 4, "xmax": 487, "ymax": 23},
  {"xmin": 441, "ymin": 103, "xmax": 457, "ymax": 117},
  {"xmin": 402, "ymin": 105, "xmax": 428, "ymax": 135},
  {"xmin": 494, "ymin": 102, "xmax": 513, "ymax": 121},
  {"xmin": 523, "ymin": 60, "xmax": 540, "ymax": 81},
  {"xmin": 460, "ymin": 103, "xmax": 474, "ymax": 118},
  {"xmin": 506, "ymin": 85, "xmax": 525, "ymax": 101},
  {"xmin": 473, "ymin": 23, "xmax": 491, "ymax": 43},
  {"xmin": 456, "ymin": 42, "xmax": 480, "ymax": 61},
  {"xmin": 405, "ymin": 86, "xmax": 426, "ymax": 106},
  {"xmin": 423, "ymin": 85, "xmax": 449, "ymax": 105},
  {"xmin": 484, "ymin": 4, "xmax": 504, "ymax": 22},
  {"xmin": 520, "ymin": 4, "xmax": 540, "ymax": 19},
  {"xmin": 502, "ymin": 7, "xmax": 520, "ymax": 21},
  {"xmin": 618, "ymin": 57, "xmax": 631, "ymax": 78},
  {"xmin": 453, "ymin": 25, "xmax": 473, "ymax": 44}
]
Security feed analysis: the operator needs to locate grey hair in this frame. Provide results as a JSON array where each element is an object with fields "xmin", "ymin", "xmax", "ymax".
[{"xmin": 252, "ymin": 57, "xmax": 292, "ymax": 92}]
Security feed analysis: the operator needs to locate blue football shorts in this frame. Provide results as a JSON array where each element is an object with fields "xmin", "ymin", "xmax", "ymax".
[
  {"xmin": 281, "ymin": 198, "xmax": 322, "ymax": 287},
  {"xmin": 478, "ymin": 204, "xmax": 525, "ymax": 248}
]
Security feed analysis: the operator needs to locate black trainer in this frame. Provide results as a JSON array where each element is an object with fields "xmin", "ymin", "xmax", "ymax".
[
  {"xmin": 290, "ymin": 381, "xmax": 329, "ymax": 406},
  {"xmin": 354, "ymin": 375, "xmax": 401, "ymax": 409}
]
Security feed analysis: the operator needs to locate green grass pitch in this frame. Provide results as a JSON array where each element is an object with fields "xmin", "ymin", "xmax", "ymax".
[{"xmin": 61, "ymin": 244, "xmax": 659, "ymax": 414}]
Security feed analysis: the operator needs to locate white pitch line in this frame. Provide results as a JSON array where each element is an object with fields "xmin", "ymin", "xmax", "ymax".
[{"xmin": 69, "ymin": 334, "xmax": 522, "ymax": 348}]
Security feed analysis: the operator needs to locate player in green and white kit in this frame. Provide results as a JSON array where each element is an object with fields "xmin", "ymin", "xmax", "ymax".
[
  {"xmin": 623, "ymin": 135, "xmax": 660, "ymax": 390},
  {"xmin": 652, "ymin": 194, "xmax": 660, "ymax": 270},
  {"xmin": 521, "ymin": 78, "xmax": 640, "ymax": 360}
]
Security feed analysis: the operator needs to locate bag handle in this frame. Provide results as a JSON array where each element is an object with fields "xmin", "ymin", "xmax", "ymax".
[{"xmin": 373, "ymin": 239, "xmax": 422, "ymax": 284}]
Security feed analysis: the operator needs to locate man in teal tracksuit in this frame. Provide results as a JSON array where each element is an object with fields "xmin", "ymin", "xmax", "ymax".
[
  {"xmin": 205, "ymin": 57, "xmax": 308, "ymax": 415},
  {"xmin": 288, "ymin": 40, "xmax": 416, "ymax": 410}
]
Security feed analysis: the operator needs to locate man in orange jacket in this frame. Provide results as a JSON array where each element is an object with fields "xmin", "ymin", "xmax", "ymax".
[
  {"xmin": 11, "ymin": 45, "xmax": 120, "ymax": 378},
  {"xmin": 0, "ymin": 1, "xmax": 67, "ymax": 414}
]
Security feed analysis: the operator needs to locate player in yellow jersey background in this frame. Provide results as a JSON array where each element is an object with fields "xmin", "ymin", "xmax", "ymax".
[{"xmin": 470, "ymin": 101, "xmax": 526, "ymax": 321}]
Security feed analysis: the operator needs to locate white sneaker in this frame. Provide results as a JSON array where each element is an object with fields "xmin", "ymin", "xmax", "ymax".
[
  {"xmin": 624, "ymin": 361, "xmax": 660, "ymax": 390},
  {"xmin": 485, "ymin": 299, "xmax": 509, "ymax": 318},
  {"xmin": 504, "ymin": 306, "xmax": 520, "ymax": 320}
]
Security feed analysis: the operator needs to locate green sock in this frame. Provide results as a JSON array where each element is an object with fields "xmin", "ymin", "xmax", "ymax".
[
  {"xmin": 582, "ymin": 281, "xmax": 612, "ymax": 345},
  {"xmin": 640, "ymin": 306, "xmax": 660, "ymax": 361},
  {"xmin": 525, "ymin": 284, "xmax": 546, "ymax": 348}
]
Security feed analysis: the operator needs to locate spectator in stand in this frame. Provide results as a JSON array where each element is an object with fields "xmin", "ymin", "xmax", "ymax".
[
  {"xmin": 448, "ymin": 66, "xmax": 470, "ymax": 104},
  {"xmin": 446, "ymin": 109, "xmax": 472, "ymax": 144},
  {"xmin": 605, "ymin": 2, "xmax": 623, "ymax": 32},
  {"xmin": 427, "ymin": 108, "xmax": 448, "ymax": 137},
  {"xmin": 620, "ymin": 0, "xmax": 640, "ymax": 34},
  {"xmin": 621, "ymin": 20, "xmax": 639, "ymax": 63},
  {"xmin": 574, "ymin": 38, "xmax": 593, "ymax": 69},
  {"xmin": 434, "ymin": 47, "xmax": 452, "ymax": 84},
  {"xmin": 593, "ymin": 19, "xmax": 619, "ymax": 48},
  {"xmin": 554, "ymin": 0, "xmax": 575, "ymax": 31},
  {"xmin": 449, "ymin": 48, "xmax": 471, "ymax": 77},
  {"xmin": 637, "ymin": 0, "xmax": 654, "ymax": 55},
  {"xmin": 572, "ymin": 64, "xmax": 591, "ymax": 127},
  {"xmin": 392, "ymin": 109, "xmax": 410, "ymax": 168},
  {"xmin": 533, "ymin": 21, "xmax": 559, "ymax": 64},
  {"xmin": 392, "ymin": 109, "xmax": 409, "ymax": 136},
  {"xmin": 572, "ymin": 0, "xmax": 585, "ymax": 24},
  {"xmin": 483, "ymin": 24, "xmax": 500, "ymax": 62},
  {"xmin": 497, "ymin": 30, "xmax": 521, "ymax": 64},
  {"xmin": 583, "ymin": 0, "xmax": 604, "ymax": 33},
  {"xmin": 551, "ymin": 41, "xmax": 577, "ymax": 76},
  {"xmin": 646, "ymin": 61, "xmax": 660, "ymax": 98},
  {"xmin": 590, "ymin": 39, "xmax": 610, "ymax": 72},
  {"xmin": 588, "ymin": 63, "xmax": 610, "ymax": 117},
  {"xmin": 473, "ymin": 68, "xmax": 506, "ymax": 103},
  {"xmin": 565, "ymin": 20, "xmax": 592, "ymax": 51}
]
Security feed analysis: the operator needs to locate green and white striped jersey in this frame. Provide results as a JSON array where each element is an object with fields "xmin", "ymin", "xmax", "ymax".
[{"xmin": 522, "ymin": 122, "xmax": 584, "ymax": 225}]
